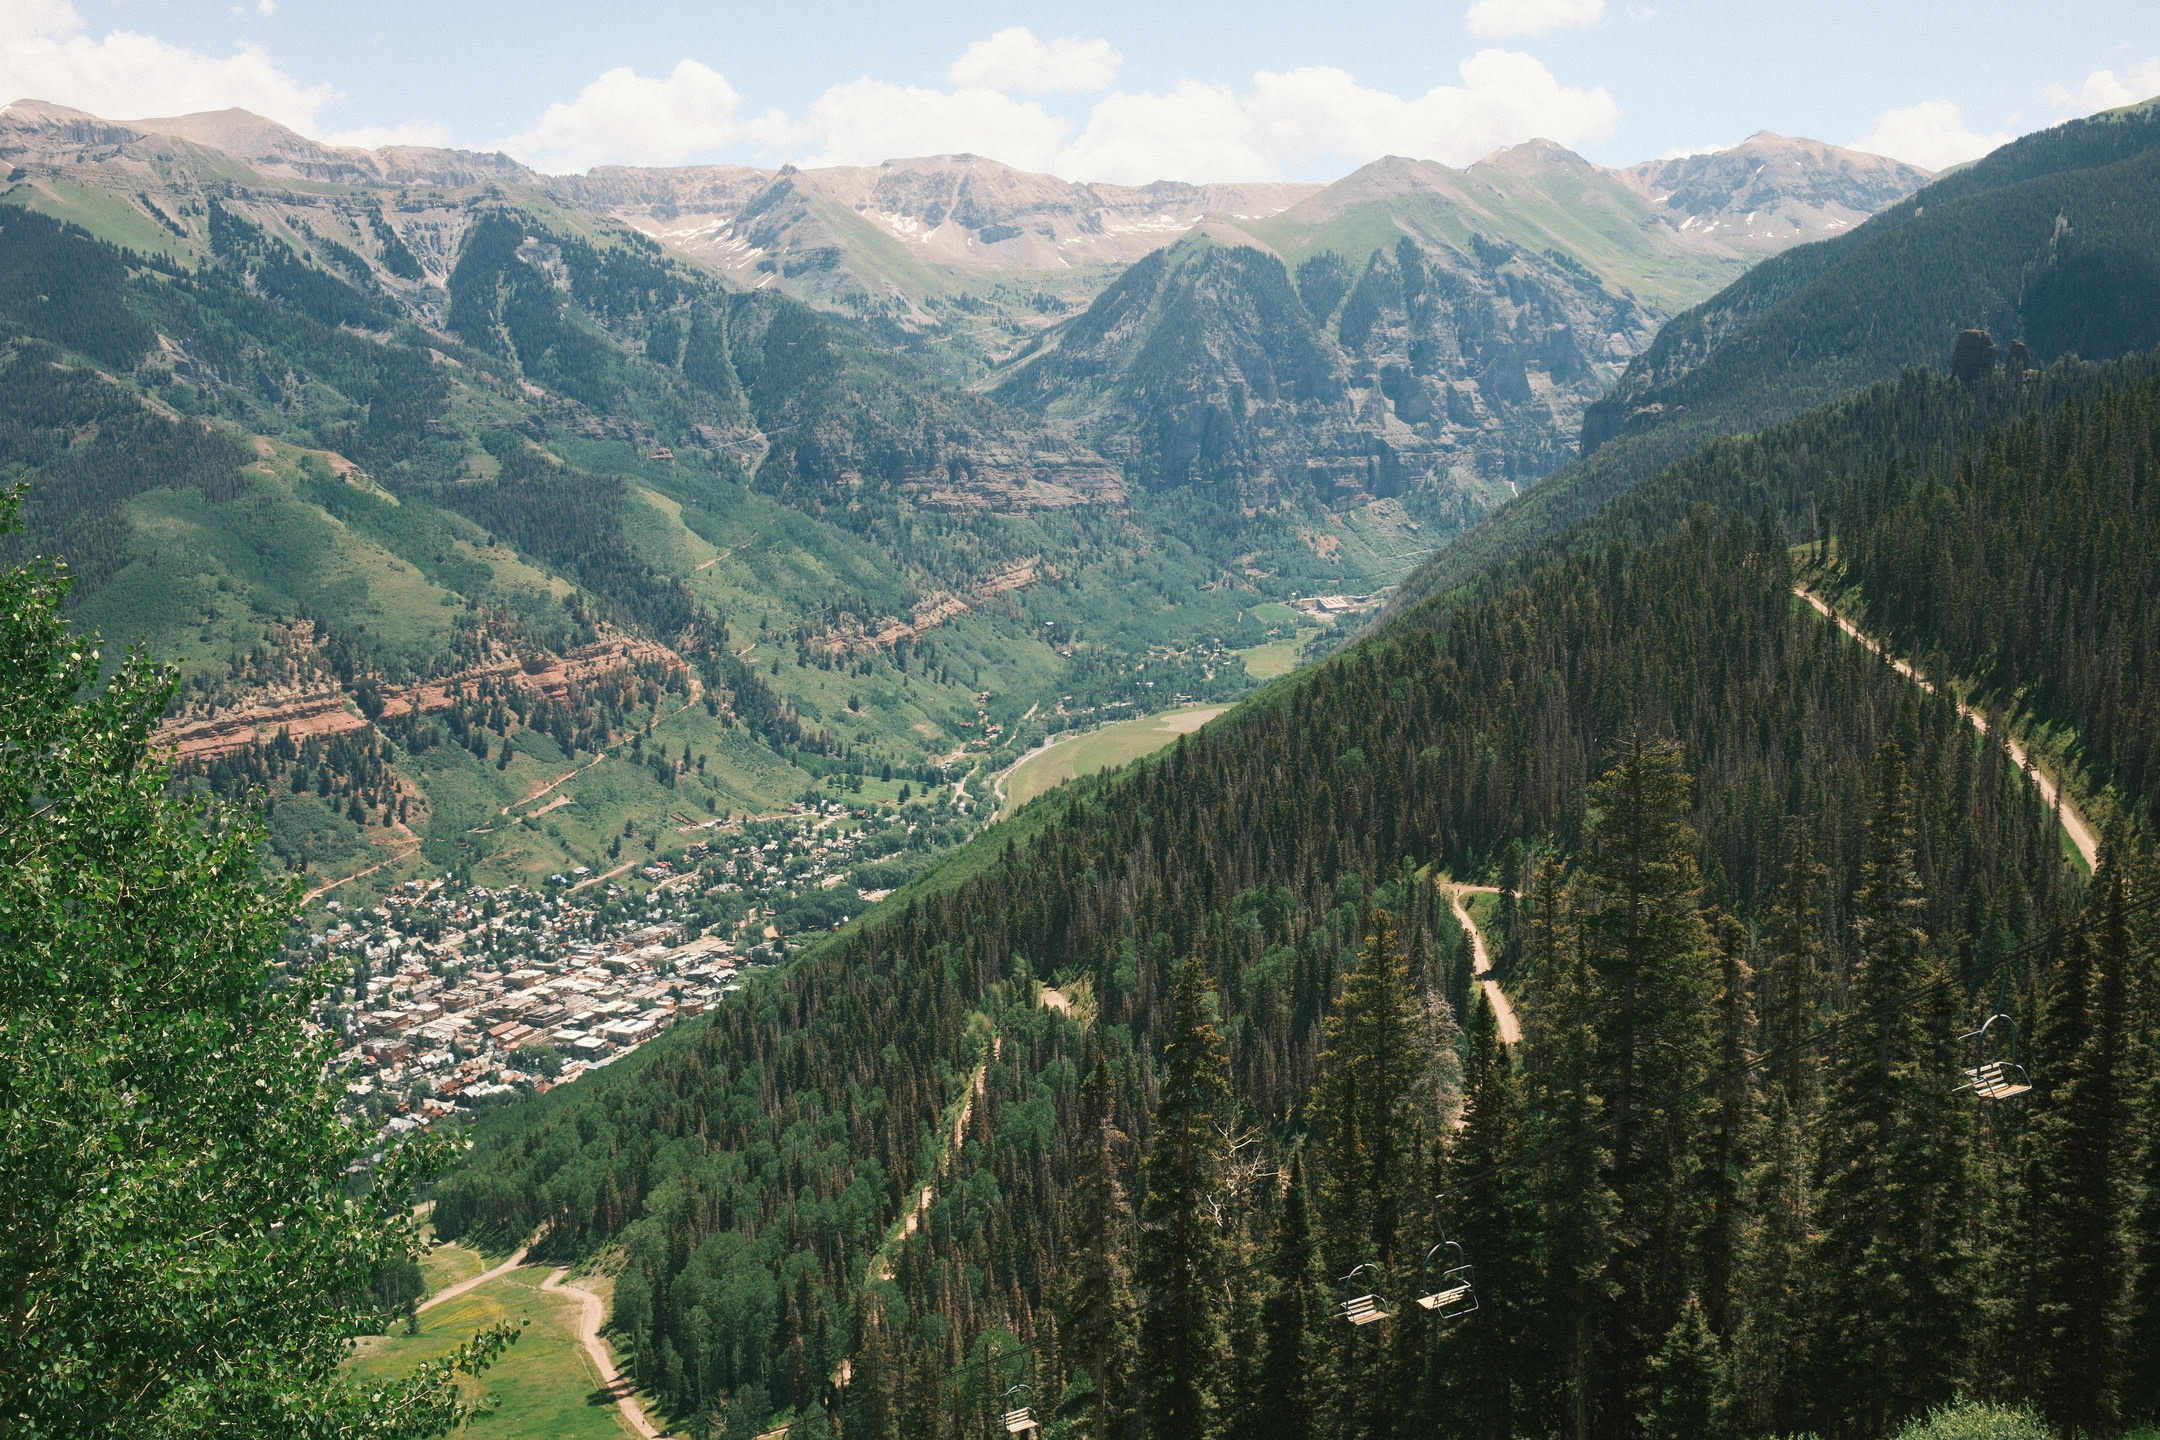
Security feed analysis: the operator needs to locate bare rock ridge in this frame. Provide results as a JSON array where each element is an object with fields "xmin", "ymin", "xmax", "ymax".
[
  {"xmin": 3, "ymin": 98, "xmax": 1930, "ymax": 309},
  {"xmin": 0, "ymin": 100, "xmax": 534, "ymax": 190},
  {"xmin": 563, "ymin": 154, "xmax": 1318, "ymax": 281},
  {"xmin": 1615, "ymin": 131, "xmax": 1935, "ymax": 253},
  {"xmin": 0, "ymin": 97, "xmax": 1933, "ymax": 509}
]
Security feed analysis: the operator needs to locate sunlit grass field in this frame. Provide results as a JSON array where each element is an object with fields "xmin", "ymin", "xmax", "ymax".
[
  {"xmin": 1001, "ymin": 704, "xmax": 1229, "ymax": 812},
  {"xmin": 347, "ymin": 1265, "xmax": 627, "ymax": 1440}
]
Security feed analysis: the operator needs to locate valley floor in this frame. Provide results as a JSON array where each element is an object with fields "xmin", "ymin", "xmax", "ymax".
[{"xmin": 993, "ymin": 703, "xmax": 1231, "ymax": 815}]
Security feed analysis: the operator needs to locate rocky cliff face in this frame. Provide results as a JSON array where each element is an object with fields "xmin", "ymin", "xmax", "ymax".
[
  {"xmin": 996, "ymin": 225, "xmax": 1652, "ymax": 507},
  {"xmin": 1, "ymin": 98, "xmax": 1933, "ymax": 518},
  {"xmin": 0, "ymin": 101, "xmax": 536, "ymax": 190},
  {"xmin": 0, "ymin": 101, "xmax": 1121, "ymax": 522}
]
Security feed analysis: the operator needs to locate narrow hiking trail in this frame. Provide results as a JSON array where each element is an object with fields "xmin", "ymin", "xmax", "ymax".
[
  {"xmin": 544, "ymin": 1269, "xmax": 668, "ymax": 1439},
  {"xmin": 301, "ymin": 838, "xmax": 420, "ymax": 904},
  {"xmin": 1797, "ymin": 589, "xmax": 2099, "ymax": 870},
  {"xmin": 870, "ymin": 1034, "xmax": 1005, "ymax": 1284},
  {"xmin": 1444, "ymin": 882, "xmax": 1522, "ymax": 1045},
  {"xmin": 414, "ymin": 1242, "xmax": 530, "ymax": 1313}
]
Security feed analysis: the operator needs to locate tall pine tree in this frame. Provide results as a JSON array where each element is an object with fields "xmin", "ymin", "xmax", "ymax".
[
  {"xmin": 1062, "ymin": 1045, "xmax": 1136, "ymax": 1440},
  {"xmin": 1808, "ymin": 741, "xmax": 1973, "ymax": 1438},
  {"xmin": 1137, "ymin": 958, "xmax": 1232, "ymax": 1440},
  {"xmin": 2028, "ymin": 843, "xmax": 2137, "ymax": 1434},
  {"xmin": 1572, "ymin": 734, "xmax": 1719, "ymax": 1438}
]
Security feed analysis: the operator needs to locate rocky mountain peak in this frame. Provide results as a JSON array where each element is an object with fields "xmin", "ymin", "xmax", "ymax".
[
  {"xmin": 1473, "ymin": 137, "xmax": 1601, "ymax": 176},
  {"xmin": 1, "ymin": 98, "xmax": 142, "ymax": 148},
  {"xmin": 1616, "ymin": 133, "xmax": 1932, "ymax": 254}
]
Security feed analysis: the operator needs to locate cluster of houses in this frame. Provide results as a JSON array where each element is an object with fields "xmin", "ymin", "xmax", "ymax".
[
  {"xmin": 313, "ymin": 798, "xmax": 935, "ymax": 1149},
  {"xmin": 327, "ymin": 883, "xmax": 745, "ymax": 1142}
]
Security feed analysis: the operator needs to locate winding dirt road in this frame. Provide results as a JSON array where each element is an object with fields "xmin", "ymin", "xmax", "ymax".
[
  {"xmin": 414, "ymin": 1243, "xmax": 530, "ymax": 1314},
  {"xmin": 1445, "ymin": 882, "xmax": 1521, "ymax": 1045},
  {"xmin": 544, "ymin": 1269, "xmax": 668, "ymax": 1439},
  {"xmin": 1797, "ymin": 589, "xmax": 2099, "ymax": 870}
]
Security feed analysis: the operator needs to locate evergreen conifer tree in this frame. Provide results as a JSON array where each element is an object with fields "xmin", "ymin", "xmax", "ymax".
[
  {"xmin": 1310, "ymin": 914, "xmax": 1427, "ymax": 1440},
  {"xmin": 1526, "ymin": 911, "xmax": 1618, "ymax": 1440},
  {"xmin": 1571, "ymin": 734, "xmax": 1719, "ymax": 1434},
  {"xmin": 1248, "ymin": 1155, "xmax": 1325, "ymax": 1440},
  {"xmin": 1765, "ymin": 818, "xmax": 1828, "ymax": 1108},
  {"xmin": 1063, "ymin": 1047, "xmax": 1136, "ymax": 1440},
  {"xmin": 1438, "ymin": 991, "xmax": 1534, "ymax": 1440},
  {"xmin": 1809, "ymin": 741, "xmax": 1973, "ymax": 1437},
  {"xmin": 2028, "ymin": 846, "xmax": 2137, "ymax": 1434},
  {"xmin": 1726, "ymin": 1084, "xmax": 1812, "ymax": 1436},
  {"xmin": 1137, "ymin": 958, "xmax": 1232, "ymax": 1440},
  {"xmin": 1637, "ymin": 1294, "xmax": 1725, "ymax": 1440},
  {"xmin": 843, "ymin": 1310, "xmax": 900, "ymax": 1440}
]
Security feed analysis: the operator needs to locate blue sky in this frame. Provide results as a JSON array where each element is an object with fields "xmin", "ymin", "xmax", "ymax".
[{"xmin": 8, "ymin": 0, "xmax": 2159, "ymax": 181}]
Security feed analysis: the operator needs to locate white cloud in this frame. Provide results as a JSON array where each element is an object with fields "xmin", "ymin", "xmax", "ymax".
[
  {"xmin": 1850, "ymin": 99, "xmax": 2011, "ymax": 171},
  {"xmin": 1056, "ymin": 81, "xmax": 1274, "ymax": 184},
  {"xmin": 948, "ymin": 27, "xmax": 1120, "ymax": 94},
  {"xmin": 493, "ymin": 30, "xmax": 1616, "ymax": 184},
  {"xmin": 493, "ymin": 59, "xmax": 764, "ymax": 172},
  {"xmin": 0, "ymin": 0, "xmax": 330, "ymax": 131},
  {"xmin": 2045, "ymin": 58, "xmax": 2160, "ymax": 113},
  {"xmin": 1466, "ymin": 0, "xmax": 1605, "ymax": 39},
  {"xmin": 1243, "ymin": 51, "xmax": 1619, "ymax": 171},
  {"xmin": 795, "ymin": 79, "xmax": 1070, "ymax": 170}
]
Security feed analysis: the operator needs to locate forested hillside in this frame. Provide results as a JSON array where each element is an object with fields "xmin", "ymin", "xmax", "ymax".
[
  {"xmin": 1382, "ymin": 349, "xmax": 2160, "ymax": 627},
  {"xmin": 1836, "ymin": 371, "xmax": 2160, "ymax": 830},
  {"xmin": 437, "ymin": 421, "xmax": 2157, "ymax": 1438},
  {"xmin": 12, "ymin": 84, "xmax": 2160, "ymax": 1440},
  {"xmin": 1395, "ymin": 100, "xmax": 2160, "ymax": 616}
]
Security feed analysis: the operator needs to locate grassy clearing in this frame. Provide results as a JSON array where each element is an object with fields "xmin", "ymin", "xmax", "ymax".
[
  {"xmin": 347, "ymin": 1265, "xmax": 627, "ymax": 1440},
  {"xmin": 1002, "ymin": 705, "xmax": 1229, "ymax": 812},
  {"xmin": 1464, "ymin": 890, "xmax": 1501, "ymax": 934},
  {"xmin": 1234, "ymin": 636, "xmax": 1309, "ymax": 680},
  {"xmin": 420, "ymin": 1241, "xmax": 488, "ymax": 1297}
]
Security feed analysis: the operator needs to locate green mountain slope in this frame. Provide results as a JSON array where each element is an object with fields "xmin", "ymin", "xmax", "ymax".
[
  {"xmin": 1584, "ymin": 102, "xmax": 2160, "ymax": 451},
  {"xmin": 435, "ymin": 432, "xmax": 2131, "ymax": 1437},
  {"xmin": 988, "ymin": 136, "xmax": 1926, "ymax": 526},
  {"xmin": 1242, "ymin": 143, "xmax": 1748, "ymax": 315},
  {"xmin": 992, "ymin": 218, "xmax": 1647, "ymax": 517},
  {"xmin": 0, "ymin": 186, "xmax": 1368, "ymax": 901},
  {"xmin": 1392, "ymin": 99, "xmax": 2160, "ymax": 616}
]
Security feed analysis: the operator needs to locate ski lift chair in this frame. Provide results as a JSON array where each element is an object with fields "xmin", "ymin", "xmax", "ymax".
[
  {"xmin": 1000, "ymin": 1385, "xmax": 1040, "ymax": 1434},
  {"xmin": 1337, "ymin": 1263, "xmax": 1392, "ymax": 1326},
  {"xmin": 1414, "ymin": 1241, "xmax": 1478, "ymax": 1320},
  {"xmin": 1957, "ymin": 1013, "xmax": 2032, "ymax": 1100}
]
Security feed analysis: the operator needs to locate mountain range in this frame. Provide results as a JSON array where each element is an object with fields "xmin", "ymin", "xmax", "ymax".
[
  {"xmin": 17, "ymin": 69, "xmax": 2160, "ymax": 1440},
  {"xmin": 2, "ymin": 90, "xmax": 2097, "ymax": 905}
]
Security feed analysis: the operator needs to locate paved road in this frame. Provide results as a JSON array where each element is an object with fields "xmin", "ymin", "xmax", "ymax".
[
  {"xmin": 415, "ymin": 1243, "xmax": 530, "ymax": 1314},
  {"xmin": 1797, "ymin": 589, "xmax": 2099, "ymax": 870},
  {"xmin": 544, "ymin": 1269, "xmax": 667, "ymax": 1439},
  {"xmin": 1445, "ymin": 882, "xmax": 1522, "ymax": 1045}
]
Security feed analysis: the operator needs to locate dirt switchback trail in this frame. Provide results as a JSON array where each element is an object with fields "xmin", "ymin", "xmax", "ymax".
[
  {"xmin": 1797, "ymin": 589, "xmax": 2099, "ymax": 870},
  {"xmin": 414, "ymin": 1242, "xmax": 530, "ymax": 1314},
  {"xmin": 545, "ymin": 1270, "xmax": 667, "ymax": 1439},
  {"xmin": 1445, "ymin": 882, "xmax": 1521, "ymax": 1045}
]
